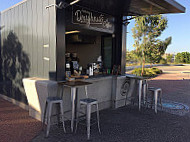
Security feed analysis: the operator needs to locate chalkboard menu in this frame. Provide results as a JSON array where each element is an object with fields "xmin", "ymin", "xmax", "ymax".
[{"xmin": 72, "ymin": 6, "xmax": 114, "ymax": 33}]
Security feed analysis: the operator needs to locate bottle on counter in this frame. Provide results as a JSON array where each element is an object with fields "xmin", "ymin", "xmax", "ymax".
[
  {"xmin": 79, "ymin": 66, "xmax": 82, "ymax": 75},
  {"xmin": 89, "ymin": 64, "xmax": 93, "ymax": 76},
  {"xmin": 66, "ymin": 60, "xmax": 71, "ymax": 79}
]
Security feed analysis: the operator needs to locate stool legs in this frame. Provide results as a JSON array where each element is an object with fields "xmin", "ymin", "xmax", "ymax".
[
  {"xmin": 160, "ymin": 90, "xmax": 163, "ymax": 110},
  {"xmin": 138, "ymin": 80, "xmax": 143, "ymax": 111},
  {"xmin": 56, "ymin": 104, "xmax": 61, "ymax": 127},
  {"xmin": 148, "ymin": 88, "xmax": 162, "ymax": 113},
  {"xmin": 154, "ymin": 91, "xmax": 158, "ymax": 113},
  {"xmin": 43, "ymin": 102, "xmax": 47, "ymax": 131},
  {"xmin": 74, "ymin": 104, "xmax": 81, "ymax": 133},
  {"xmin": 44, "ymin": 101, "xmax": 66, "ymax": 137},
  {"xmin": 96, "ymin": 104, "xmax": 101, "ymax": 134},
  {"xmin": 151, "ymin": 91, "xmax": 154, "ymax": 109},
  {"xmin": 60, "ymin": 101, "xmax": 66, "ymax": 133},
  {"xmin": 86, "ymin": 104, "xmax": 91, "ymax": 140},
  {"xmin": 71, "ymin": 87, "xmax": 77, "ymax": 133},
  {"xmin": 46, "ymin": 103, "xmax": 52, "ymax": 137},
  {"xmin": 143, "ymin": 82, "xmax": 147, "ymax": 105},
  {"xmin": 76, "ymin": 103, "xmax": 101, "ymax": 140}
]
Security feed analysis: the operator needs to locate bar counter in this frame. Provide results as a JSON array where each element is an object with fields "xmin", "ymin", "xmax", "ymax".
[{"xmin": 23, "ymin": 75, "xmax": 128, "ymax": 122}]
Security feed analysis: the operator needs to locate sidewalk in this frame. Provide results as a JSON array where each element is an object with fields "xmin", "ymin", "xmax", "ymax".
[{"xmin": 0, "ymin": 98, "xmax": 42, "ymax": 142}]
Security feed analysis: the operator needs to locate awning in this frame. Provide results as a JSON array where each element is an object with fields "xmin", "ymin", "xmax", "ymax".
[
  {"xmin": 66, "ymin": 0, "xmax": 185, "ymax": 16},
  {"xmin": 128, "ymin": 0, "xmax": 186, "ymax": 15}
]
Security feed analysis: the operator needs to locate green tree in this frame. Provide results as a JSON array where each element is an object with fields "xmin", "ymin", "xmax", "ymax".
[
  {"xmin": 126, "ymin": 50, "xmax": 138, "ymax": 64},
  {"xmin": 132, "ymin": 15, "xmax": 171, "ymax": 75},
  {"xmin": 175, "ymin": 52, "xmax": 190, "ymax": 63},
  {"xmin": 175, "ymin": 53, "xmax": 182, "ymax": 63},
  {"xmin": 166, "ymin": 54, "xmax": 173, "ymax": 63}
]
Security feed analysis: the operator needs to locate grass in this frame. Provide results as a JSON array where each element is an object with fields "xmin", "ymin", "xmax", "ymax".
[{"xmin": 131, "ymin": 67, "xmax": 162, "ymax": 77}]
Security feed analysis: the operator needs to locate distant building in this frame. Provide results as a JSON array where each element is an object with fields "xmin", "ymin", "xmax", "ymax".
[{"xmin": 164, "ymin": 53, "xmax": 176, "ymax": 63}]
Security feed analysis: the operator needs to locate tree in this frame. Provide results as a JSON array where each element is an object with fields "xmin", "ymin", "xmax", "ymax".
[
  {"xmin": 132, "ymin": 15, "xmax": 172, "ymax": 75},
  {"xmin": 175, "ymin": 52, "xmax": 190, "ymax": 63},
  {"xmin": 126, "ymin": 50, "xmax": 138, "ymax": 65},
  {"xmin": 166, "ymin": 54, "xmax": 173, "ymax": 63}
]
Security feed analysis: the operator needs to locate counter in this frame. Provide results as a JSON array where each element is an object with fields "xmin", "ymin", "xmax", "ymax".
[{"xmin": 23, "ymin": 75, "xmax": 130, "ymax": 121}]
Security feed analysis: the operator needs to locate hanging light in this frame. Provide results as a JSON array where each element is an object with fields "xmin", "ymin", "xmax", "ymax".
[
  {"xmin": 46, "ymin": 0, "xmax": 80, "ymax": 9},
  {"xmin": 65, "ymin": 30, "xmax": 80, "ymax": 34},
  {"xmin": 70, "ymin": 0, "xmax": 80, "ymax": 5}
]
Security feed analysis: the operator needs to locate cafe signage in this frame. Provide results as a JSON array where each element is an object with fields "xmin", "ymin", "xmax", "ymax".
[{"xmin": 72, "ymin": 6, "xmax": 114, "ymax": 32}]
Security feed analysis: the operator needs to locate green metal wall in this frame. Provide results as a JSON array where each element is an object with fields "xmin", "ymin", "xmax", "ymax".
[{"xmin": 0, "ymin": 0, "xmax": 57, "ymax": 104}]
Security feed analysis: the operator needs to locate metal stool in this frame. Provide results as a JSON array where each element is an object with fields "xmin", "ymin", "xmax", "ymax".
[
  {"xmin": 75, "ymin": 86, "xmax": 101, "ymax": 140},
  {"xmin": 43, "ymin": 84, "xmax": 66, "ymax": 137},
  {"xmin": 148, "ymin": 87, "xmax": 163, "ymax": 113}
]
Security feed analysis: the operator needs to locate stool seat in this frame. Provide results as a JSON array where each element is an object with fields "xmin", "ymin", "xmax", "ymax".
[
  {"xmin": 148, "ymin": 87, "xmax": 161, "ymax": 91},
  {"xmin": 80, "ymin": 98, "xmax": 98, "ymax": 104},
  {"xmin": 46, "ymin": 97, "xmax": 62, "ymax": 102}
]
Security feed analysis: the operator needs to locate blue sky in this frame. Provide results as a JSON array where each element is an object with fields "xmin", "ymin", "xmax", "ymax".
[
  {"xmin": 0, "ymin": 0, "xmax": 189, "ymax": 53},
  {"xmin": 0, "ymin": 0, "xmax": 22, "ymax": 12}
]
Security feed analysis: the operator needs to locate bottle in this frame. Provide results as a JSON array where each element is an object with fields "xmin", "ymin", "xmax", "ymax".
[
  {"xmin": 66, "ymin": 61, "xmax": 71, "ymax": 79},
  {"xmin": 89, "ymin": 65, "xmax": 93, "ymax": 76},
  {"xmin": 79, "ymin": 66, "xmax": 82, "ymax": 75}
]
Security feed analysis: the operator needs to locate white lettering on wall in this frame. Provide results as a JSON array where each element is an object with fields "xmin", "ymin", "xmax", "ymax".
[{"xmin": 74, "ymin": 9, "xmax": 112, "ymax": 29}]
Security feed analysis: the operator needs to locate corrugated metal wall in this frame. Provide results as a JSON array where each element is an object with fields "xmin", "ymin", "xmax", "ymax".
[
  {"xmin": 0, "ymin": 12, "xmax": 2, "ymax": 81},
  {"xmin": 0, "ymin": 0, "xmax": 57, "ymax": 104}
]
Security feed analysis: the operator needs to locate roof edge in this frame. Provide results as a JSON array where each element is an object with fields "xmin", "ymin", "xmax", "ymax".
[
  {"xmin": 1, "ymin": 0, "xmax": 27, "ymax": 13},
  {"xmin": 165, "ymin": 0, "xmax": 186, "ymax": 13}
]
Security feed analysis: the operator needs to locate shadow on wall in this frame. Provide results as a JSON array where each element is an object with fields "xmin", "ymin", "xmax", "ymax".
[{"xmin": 0, "ymin": 31, "xmax": 30, "ymax": 104}]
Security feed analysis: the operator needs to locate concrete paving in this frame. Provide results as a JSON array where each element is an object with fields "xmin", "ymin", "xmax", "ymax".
[
  {"xmin": 32, "ymin": 65, "xmax": 190, "ymax": 142},
  {"xmin": 32, "ymin": 106, "xmax": 190, "ymax": 142}
]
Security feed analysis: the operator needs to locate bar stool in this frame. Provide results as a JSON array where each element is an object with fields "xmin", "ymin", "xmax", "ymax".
[
  {"xmin": 75, "ymin": 86, "xmax": 101, "ymax": 140},
  {"xmin": 148, "ymin": 87, "xmax": 163, "ymax": 113},
  {"xmin": 43, "ymin": 83, "xmax": 66, "ymax": 137}
]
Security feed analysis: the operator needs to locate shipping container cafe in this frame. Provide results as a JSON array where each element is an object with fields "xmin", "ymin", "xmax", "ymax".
[{"xmin": 0, "ymin": 0, "xmax": 185, "ymax": 120}]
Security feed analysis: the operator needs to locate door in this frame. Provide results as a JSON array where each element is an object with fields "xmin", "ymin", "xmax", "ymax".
[{"xmin": 102, "ymin": 36, "xmax": 113, "ymax": 70}]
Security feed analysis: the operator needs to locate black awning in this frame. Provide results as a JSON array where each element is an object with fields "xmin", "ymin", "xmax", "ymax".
[
  {"xmin": 66, "ymin": 0, "xmax": 185, "ymax": 16},
  {"xmin": 128, "ymin": 0, "xmax": 186, "ymax": 15}
]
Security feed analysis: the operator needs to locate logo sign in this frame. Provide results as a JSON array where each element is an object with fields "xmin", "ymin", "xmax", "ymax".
[{"xmin": 72, "ymin": 6, "xmax": 114, "ymax": 32}]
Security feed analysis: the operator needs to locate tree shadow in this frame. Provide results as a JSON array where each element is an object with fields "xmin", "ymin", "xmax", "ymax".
[{"xmin": 0, "ymin": 31, "xmax": 30, "ymax": 103}]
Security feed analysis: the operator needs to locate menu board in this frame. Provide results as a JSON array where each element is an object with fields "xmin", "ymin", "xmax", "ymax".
[{"xmin": 72, "ymin": 6, "xmax": 114, "ymax": 33}]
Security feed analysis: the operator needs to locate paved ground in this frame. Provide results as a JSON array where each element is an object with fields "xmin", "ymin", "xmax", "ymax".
[
  {"xmin": 32, "ymin": 65, "xmax": 190, "ymax": 142},
  {"xmin": 0, "ymin": 98, "xmax": 42, "ymax": 142},
  {"xmin": 1, "ymin": 65, "xmax": 190, "ymax": 142},
  {"xmin": 32, "ymin": 107, "xmax": 190, "ymax": 142},
  {"xmin": 150, "ymin": 65, "xmax": 190, "ymax": 111}
]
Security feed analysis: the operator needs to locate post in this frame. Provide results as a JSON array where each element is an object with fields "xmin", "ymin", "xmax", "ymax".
[{"xmin": 56, "ymin": 0, "xmax": 66, "ymax": 81}]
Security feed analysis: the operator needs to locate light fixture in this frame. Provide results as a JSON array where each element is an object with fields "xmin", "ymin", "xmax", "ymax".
[
  {"xmin": 65, "ymin": 30, "xmax": 80, "ymax": 34},
  {"xmin": 46, "ymin": 0, "xmax": 80, "ymax": 9},
  {"xmin": 70, "ymin": 0, "xmax": 80, "ymax": 5}
]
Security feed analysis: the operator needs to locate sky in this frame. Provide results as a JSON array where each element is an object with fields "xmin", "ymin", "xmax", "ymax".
[
  {"xmin": 0, "ymin": 0, "xmax": 23, "ymax": 12},
  {"xmin": 0, "ymin": 0, "xmax": 189, "ymax": 54}
]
